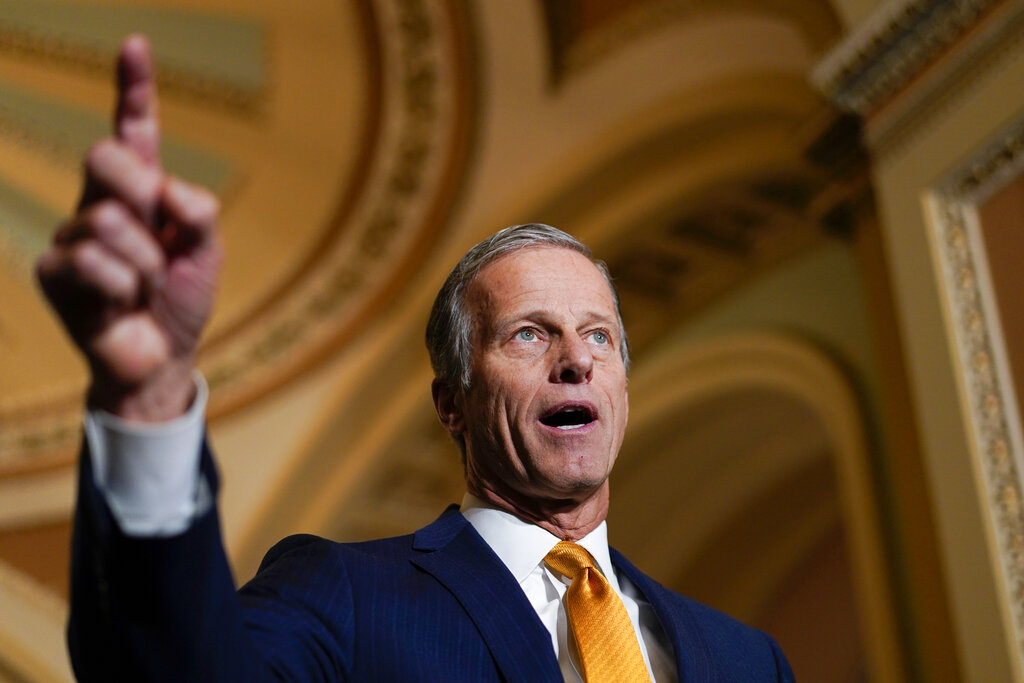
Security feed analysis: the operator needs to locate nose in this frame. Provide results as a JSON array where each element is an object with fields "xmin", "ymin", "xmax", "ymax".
[{"xmin": 551, "ymin": 333, "xmax": 593, "ymax": 383}]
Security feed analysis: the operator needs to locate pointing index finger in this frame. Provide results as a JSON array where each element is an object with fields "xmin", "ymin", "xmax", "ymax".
[{"xmin": 115, "ymin": 34, "xmax": 160, "ymax": 167}]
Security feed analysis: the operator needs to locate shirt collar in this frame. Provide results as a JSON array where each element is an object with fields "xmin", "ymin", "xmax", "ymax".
[{"xmin": 460, "ymin": 493, "xmax": 620, "ymax": 590}]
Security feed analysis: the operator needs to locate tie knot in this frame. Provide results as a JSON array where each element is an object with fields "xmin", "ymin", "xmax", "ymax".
[
  {"xmin": 544, "ymin": 540, "xmax": 598, "ymax": 579},
  {"xmin": 543, "ymin": 541, "xmax": 651, "ymax": 682}
]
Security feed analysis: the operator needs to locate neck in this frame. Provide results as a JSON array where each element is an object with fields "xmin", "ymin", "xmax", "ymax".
[{"xmin": 468, "ymin": 482, "xmax": 610, "ymax": 541}]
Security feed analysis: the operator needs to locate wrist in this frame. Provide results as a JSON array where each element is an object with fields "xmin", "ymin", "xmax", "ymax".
[{"xmin": 88, "ymin": 356, "xmax": 197, "ymax": 422}]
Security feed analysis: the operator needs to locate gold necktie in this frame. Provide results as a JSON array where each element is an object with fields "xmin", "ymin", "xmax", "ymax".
[{"xmin": 544, "ymin": 541, "xmax": 651, "ymax": 683}]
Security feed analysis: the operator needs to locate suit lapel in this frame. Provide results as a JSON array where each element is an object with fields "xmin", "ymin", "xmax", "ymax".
[
  {"xmin": 612, "ymin": 547, "xmax": 722, "ymax": 683},
  {"xmin": 411, "ymin": 507, "xmax": 562, "ymax": 683}
]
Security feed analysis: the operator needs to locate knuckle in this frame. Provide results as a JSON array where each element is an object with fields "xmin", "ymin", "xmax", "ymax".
[
  {"xmin": 87, "ymin": 203, "xmax": 164, "ymax": 275},
  {"xmin": 136, "ymin": 169, "xmax": 163, "ymax": 204},
  {"xmin": 84, "ymin": 138, "xmax": 117, "ymax": 170},
  {"xmin": 70, "ymin": 242, "xmax": 137, "ymax": 301},
  {"xmin": 192, "ymin": 193, "xmax": 220, "ymax": 226},
  {"xmin": 70, "ymin": 241, "xmax": 100, "ymax": 272},
  {"xmin": 167, "ymin": 178, "xmax": 220, "ymax": 227},
  {"xmin": 87, "ymin": 200, "xmax": 129, "ymax": 234},
  {"xmin": 85, "ymin": 139, "xmax": 163, "ymax": 209},
  {"xmin": 137, "ymin": 240, "xmax": 166, "ymax": 276}
]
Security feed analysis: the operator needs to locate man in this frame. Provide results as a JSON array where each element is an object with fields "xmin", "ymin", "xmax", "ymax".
[{"xmin": 39, "ymin": 36, "xmax": 794, "ymax": 681}]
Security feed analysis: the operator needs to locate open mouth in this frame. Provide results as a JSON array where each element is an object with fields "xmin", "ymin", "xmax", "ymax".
[{"xmin": 539, "ymin": 404, "xmax": 596, "ymax": 430}]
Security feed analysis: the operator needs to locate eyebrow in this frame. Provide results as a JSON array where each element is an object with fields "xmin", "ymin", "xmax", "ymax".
[{"xmin": 493, "ymin": 309, "xmax": 619, "ymax": 336}]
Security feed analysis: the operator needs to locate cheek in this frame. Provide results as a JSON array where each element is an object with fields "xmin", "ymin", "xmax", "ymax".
[
  {"xmin": 467, "ymin": 378, "xmax": 517, "ymax": 431},
  {"xmin": 493, "ymin": 382, "xmax": 530, "ymax": 428}
]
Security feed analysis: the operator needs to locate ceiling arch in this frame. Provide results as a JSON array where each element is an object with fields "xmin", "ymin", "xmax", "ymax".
[
  {"xmin": 209, "ymin": 0, "xmax": 859, "ymax": 583},
  {"xmin": 614, "ymin": 330, "xmax": 900, "ymax": 677},
  {"xmin": 0, "ymin": 5, "xmax": 876, "ymax": 678}
]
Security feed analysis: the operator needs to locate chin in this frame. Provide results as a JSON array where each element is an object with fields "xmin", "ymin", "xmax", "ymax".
[{"xmin": 541, "ymin": 466, "xmax": 612, "ymax": 496}]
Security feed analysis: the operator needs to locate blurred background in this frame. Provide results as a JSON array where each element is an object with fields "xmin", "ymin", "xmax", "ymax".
[{"xmin": 1, "ymin": 0, "xmax": 1023, "ymax": 680}]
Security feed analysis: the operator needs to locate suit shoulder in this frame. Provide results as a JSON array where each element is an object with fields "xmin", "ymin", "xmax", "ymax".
[
  {"xmin": 258, "ymin": 531, "xmax": 418, "ymax": 573},
  {"xmin": 256, "ymin": 504, "xmax": 465, "ymax": 571},
  {"xmin": 668, "ymin": 594, "xmax": 794, "ymax": 681},
  {"xmin": 612, "ymin": 549, "xmax": 794, "ymax": 680},
  {"xmin": 673, "ymin": 592, "xmax": 755, "ymax": 632}
]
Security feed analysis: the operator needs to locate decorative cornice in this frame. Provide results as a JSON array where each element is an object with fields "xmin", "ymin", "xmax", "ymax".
[
  {"xmin": 811, "ymin": 0, "xmax": 999, "ymax": 115},
  {"xmin": 929, "ymin": 113, "xmax": 1024, "ymax": 659},
  {"xmin": 945, "ymin": 116, "xmax": 1024, "ymax": 201}
]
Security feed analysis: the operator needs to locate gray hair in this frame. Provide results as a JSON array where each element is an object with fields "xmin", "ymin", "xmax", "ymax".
[{"xmin": 425, "ymin": 223, "xmax": 630, "ymax": 390}]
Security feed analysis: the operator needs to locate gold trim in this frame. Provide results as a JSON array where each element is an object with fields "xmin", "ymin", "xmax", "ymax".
[
  {"xmin": 929, "ymin": 113, "xmax": 1024, "ymax": 658},
  {"xmin": 867, "ymin": 1, "xmax": 1024, "ymax": 157},
  {"xmin": 203, "ymin": 0, "xmax": 476, "ymax": 416},
  {"xmin": 811, "ymin": 0, "xmax": 1000, "ymax": 115}
]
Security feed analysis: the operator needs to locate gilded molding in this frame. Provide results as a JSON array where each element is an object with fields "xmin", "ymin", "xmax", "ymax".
[
  {"xmin": 202, "ymin": 0, "xmax": 469, "ymax": 410},
  {"xmin": 811, "ymin": 0, "xmax": 998, "ymax": 115},
  {"xmin": 947, "ymin": 118, "xmax": 1024, "ymax": 201},
  {"xmin": 867, "ymin": 2, "xmax": 1024, "ymax": 156},
  {"xmin": 929, "ymin": 114, "xmax": 1024, "ymax": 656}
]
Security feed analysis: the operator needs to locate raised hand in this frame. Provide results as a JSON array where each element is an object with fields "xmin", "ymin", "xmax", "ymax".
[{"xmin": 37, "ymin": 35, "xmax": 222, "ymax": 421}]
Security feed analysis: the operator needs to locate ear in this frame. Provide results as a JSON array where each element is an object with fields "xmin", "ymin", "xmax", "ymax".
[{"xmin": 432, "ymin": 378, "xmax": 465, "ymax": 436}]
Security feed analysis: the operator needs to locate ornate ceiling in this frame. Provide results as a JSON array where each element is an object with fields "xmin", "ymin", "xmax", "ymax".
[
  {"xmin": 0, "ymin": 0, "xmax": 477, "ymax": 471},
  {"xmin": 0, "ymin": 1, "xmax": 876, "ymax": 679},
  {"xmin": 0, "ymin": 0, "xmax": 859, "ymax": 473}
]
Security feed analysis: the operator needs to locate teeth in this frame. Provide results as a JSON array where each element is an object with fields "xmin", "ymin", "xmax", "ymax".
[{"xmin": 541, "ymin": 407, "xmax": 594, "ymax": 429}]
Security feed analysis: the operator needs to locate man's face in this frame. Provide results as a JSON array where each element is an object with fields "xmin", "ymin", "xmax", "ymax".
[{"xmin": 449, "ymin": 247, "xmax": 629, "ymax": 507}]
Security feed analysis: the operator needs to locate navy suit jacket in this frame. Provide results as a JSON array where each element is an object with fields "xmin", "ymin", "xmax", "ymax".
[{"xmin": 69, "ymin": 444, "xmax": 795, "ymax": 682}]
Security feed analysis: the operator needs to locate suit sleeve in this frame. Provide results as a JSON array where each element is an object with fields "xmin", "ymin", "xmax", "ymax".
[{"xmin": 68, "ymin": 439, "xmax": 268, "ymax": 682}]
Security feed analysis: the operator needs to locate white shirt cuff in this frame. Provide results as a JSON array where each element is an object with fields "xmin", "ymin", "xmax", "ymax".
[{"xmin": 83, "ymin": 372, "xmax": 210, "ymax": 537}]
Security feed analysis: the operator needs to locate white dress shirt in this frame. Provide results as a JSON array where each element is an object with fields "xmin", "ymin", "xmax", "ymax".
[
  {"xmin": 83, "ymin": 373, "xmax": 209, "ymax": 536},
  {"xmin": 84, "ymin": 376, "xmax": 677, "ymax": 681},
  {"xmin": 461, "ymin": 495, "xmax": 677, "ymax": 682}
]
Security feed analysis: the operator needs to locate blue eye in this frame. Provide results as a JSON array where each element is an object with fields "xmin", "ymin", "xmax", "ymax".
[
  {"xmin": 516, "ymin": 328, "xmax": 537, "ymax": 341},
  {"xmin": 590, "ymin": 331, "xmax": 608, "ymax": 345}
]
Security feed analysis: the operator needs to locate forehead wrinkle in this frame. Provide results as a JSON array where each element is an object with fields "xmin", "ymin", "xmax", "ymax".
[
  {"xmin": 465, "ymin": 247, "xmax": 618, "ymax": 341},
  {"xmin": 491, "ymin": 296, "xmax": 617, "ymax": 333}
]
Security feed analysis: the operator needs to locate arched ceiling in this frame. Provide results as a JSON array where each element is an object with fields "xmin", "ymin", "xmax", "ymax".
[
  {"xmin": 0, "ymin": 1, "xmax": 876, "ymax": 679},
  {"xmin": 0, "ymin": 0, "xmax": 867, "ymax": 534},
  {"xmin": 538, "ymin": 0, "xmax": 841, "ymax": 86},
  {"xmin": 0, "ymin": 0, "xmax": 862, "ymax": 585}
]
